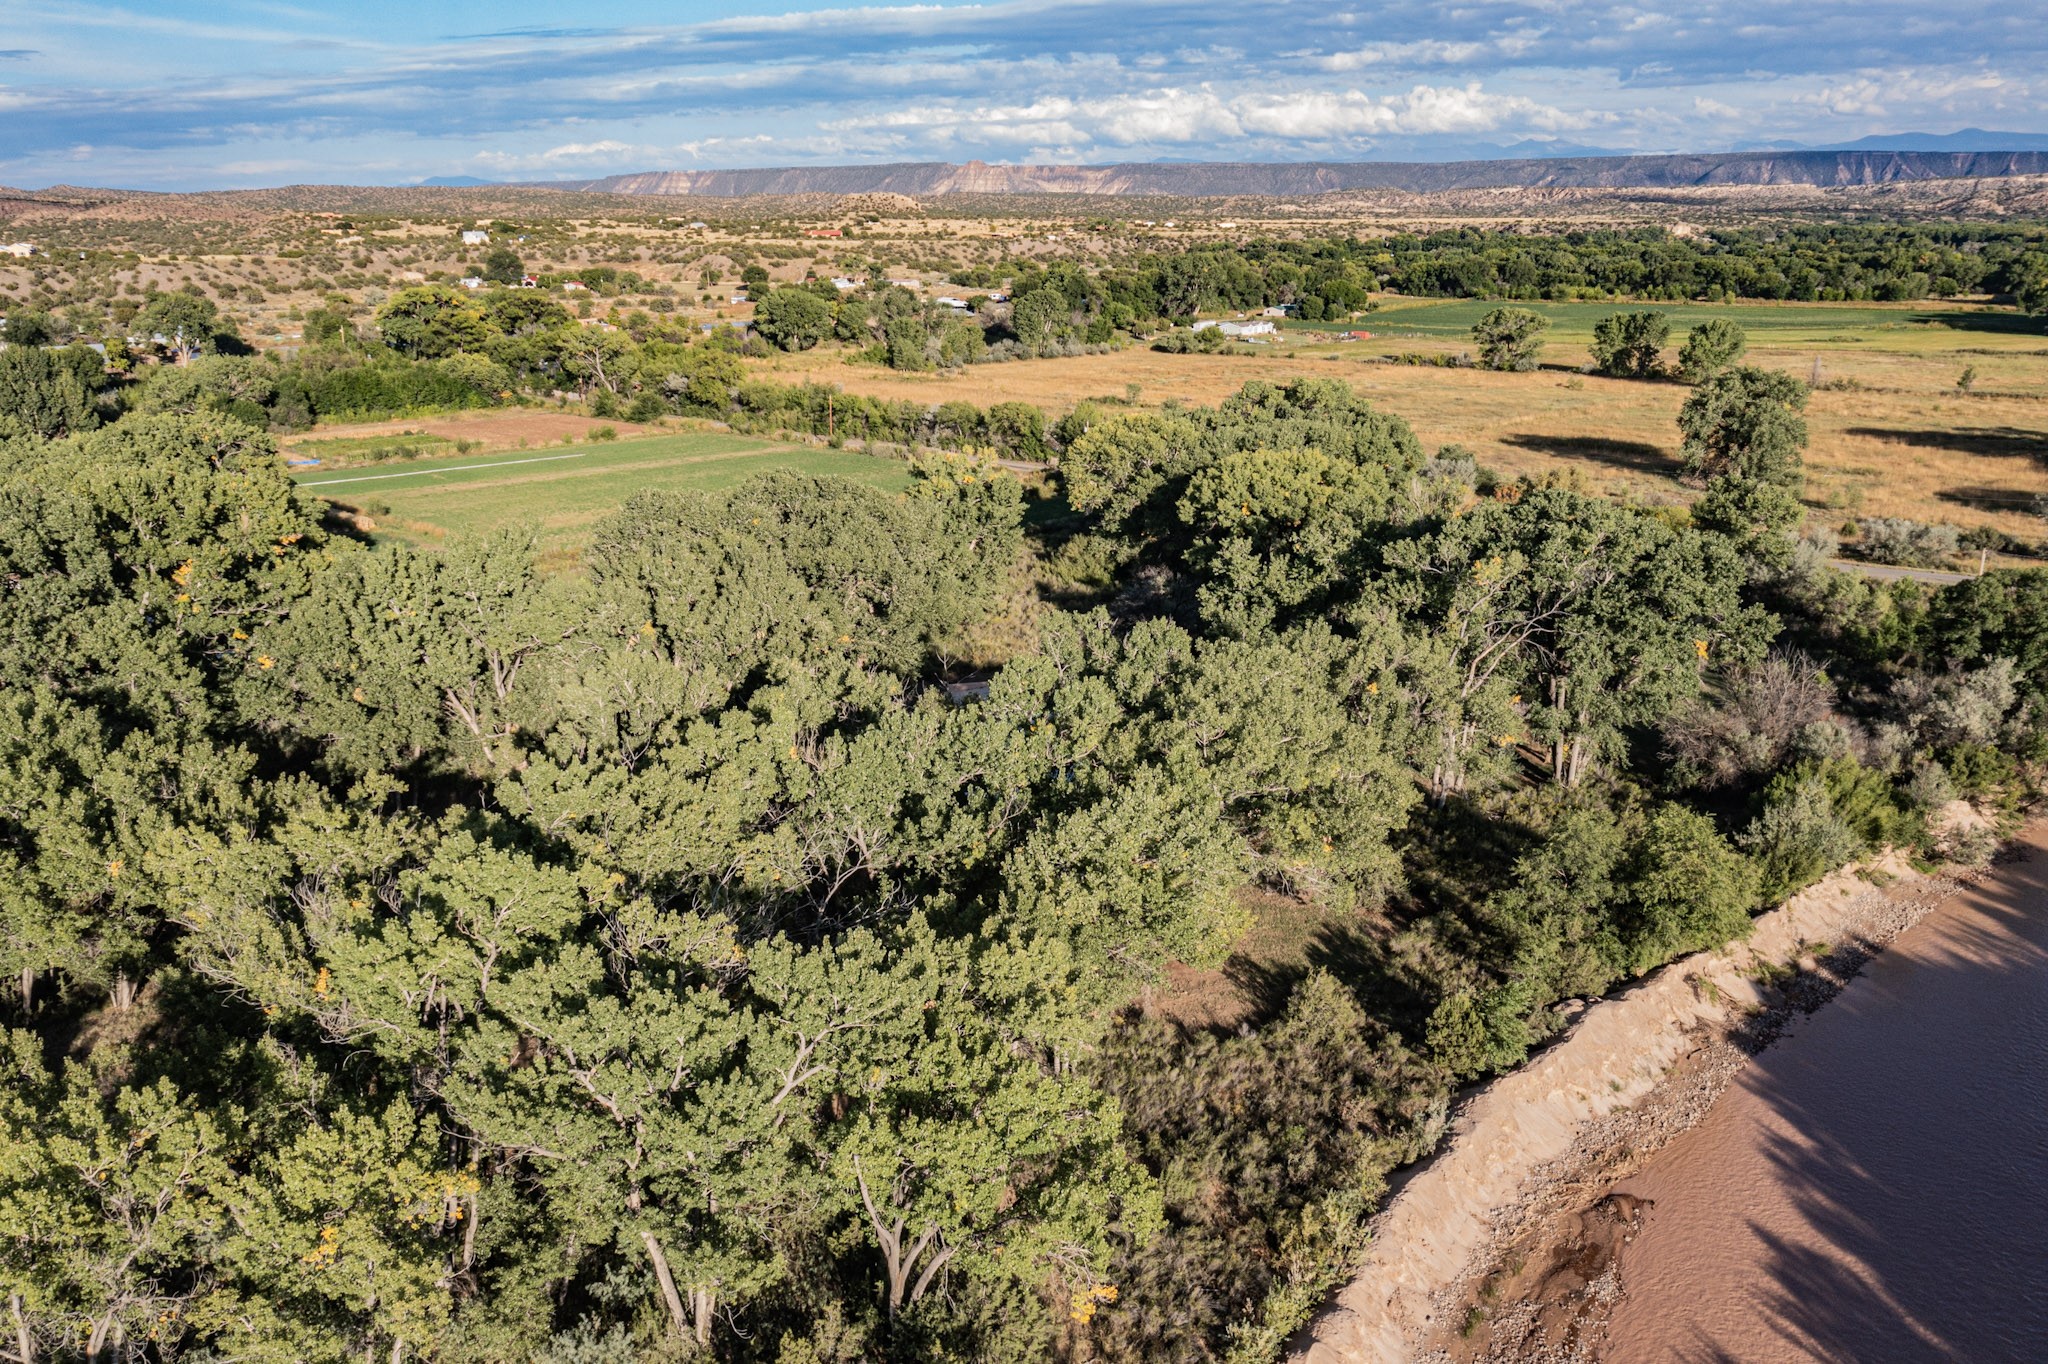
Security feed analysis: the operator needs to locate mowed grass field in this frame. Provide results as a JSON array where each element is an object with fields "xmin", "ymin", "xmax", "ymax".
[
  {"xmin": 765, "ymin": 297, "xmax": 2048, "ymax": 544},
  {"xmin": 293, "ymin": 430, "xmax": 913, "ymax": 562}
]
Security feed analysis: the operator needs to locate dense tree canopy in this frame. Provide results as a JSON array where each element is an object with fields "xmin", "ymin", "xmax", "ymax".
[{"xmin": 0, "ymin": 298, "xmax": 2038, "ymax": 1364}]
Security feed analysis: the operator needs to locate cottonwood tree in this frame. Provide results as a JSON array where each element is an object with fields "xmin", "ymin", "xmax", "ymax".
[
  {"xmin": 1371, "ymin": 486, "xmax": 1765, "ymax": 793},
  {"xmin": 1677, "ymin": 318, "xmax": 1747, "ymax": 383},
  {"xmin": 752, "ymin": 288, "xmax": 833, "ymax": 352},
  {"xmin": 1682, "ymin": 366, "xmax": 1810, "ymax": 559},
  {"xmin": 1471, "ymin": 307, "xmax": 1548, "ymax": 371},
  {"xmin": 374, "ymin": 287, "xmax": 492, "ymax": 360},
  {"xmin": 1590, "ymin": 310, "xmax": 1670, "ymax": 378},
  {"xmin": 133, "ymin": 292, "xmax": 230, "ymax": 366}
]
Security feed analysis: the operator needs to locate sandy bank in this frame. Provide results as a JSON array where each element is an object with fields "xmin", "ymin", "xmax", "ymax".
[{"xmin": 1290, "ymin": 847, "xmax": 1957, "ymax": 1364}]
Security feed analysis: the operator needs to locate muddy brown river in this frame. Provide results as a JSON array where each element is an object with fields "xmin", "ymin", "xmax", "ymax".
[{"xmin": 1603, "ymin": 825, "xmax": 2048, "ymax": 1363}]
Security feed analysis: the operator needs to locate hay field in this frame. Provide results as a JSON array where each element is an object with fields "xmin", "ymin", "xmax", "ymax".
[{"xmin": 765, "ymin": 298, "xmax": 2048, "ymax": 542}]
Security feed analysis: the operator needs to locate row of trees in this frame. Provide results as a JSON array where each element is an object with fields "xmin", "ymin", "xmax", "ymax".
[
  {"xmin": 945, "ymin": 224, "xmax": 2048, "ymax": 324},
  {"xmin": 1472, "ymin": 308, "xmax": 1749, "ymax": 382}
]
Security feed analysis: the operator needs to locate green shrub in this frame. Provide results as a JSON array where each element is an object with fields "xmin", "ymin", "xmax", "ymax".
[
  {"xmin": 1425, "ymin": 980, "xmax": 1537, "ymax": 1079},
  {"xmin": 1617, "ymin": 806, "xmax": 1759, "ymax": 971}
]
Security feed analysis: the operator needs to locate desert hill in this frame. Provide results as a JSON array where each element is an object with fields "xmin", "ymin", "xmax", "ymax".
[{"xmin": 550, "ymin": 150, "xmax": 2048, "ymax": 198}]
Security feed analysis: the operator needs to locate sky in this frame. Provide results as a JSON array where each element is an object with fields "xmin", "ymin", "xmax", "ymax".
[{"xmin": 0, "ymin": 0, "xmax": 2044, "ymax": 190}]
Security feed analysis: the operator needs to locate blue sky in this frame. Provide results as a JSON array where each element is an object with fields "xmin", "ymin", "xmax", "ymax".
[{"xmin": 1, "ymin": 0, "xmax": 2043, "ymax": 189}]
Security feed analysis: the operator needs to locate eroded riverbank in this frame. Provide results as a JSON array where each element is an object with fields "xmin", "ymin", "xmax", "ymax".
[
  {"xmin": 1595, "ymin": 823, "xmax": 2048, "ymax": 1362},
  {"xmin": 1291, "ymin": 825, "xmax": 2039, "ymax": 1364}
]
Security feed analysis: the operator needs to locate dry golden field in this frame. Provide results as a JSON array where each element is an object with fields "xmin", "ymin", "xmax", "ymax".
[{"xmin": 762, "ymin": 306, "xmax": 2048, "ymax": 544}]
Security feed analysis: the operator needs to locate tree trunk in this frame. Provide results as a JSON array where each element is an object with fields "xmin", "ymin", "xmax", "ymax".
[
  {"xmin": 9, "ymin": 1292, "xmax": 32, "ymax": 1364},
  {"xmin": 111, "ymin": 973, "xmax": 138, "ymax": 1012},
  {"xmin": 691, "ymin": 1286, "xmax": 713, "ymax": 1347},
  {"xmin": 15, "ymin": 969, "xmax": 29, "ymax": 1013},
  {"xmin": 641, "ymin": 1231, "xmax": 691, "ymax": 1339}
]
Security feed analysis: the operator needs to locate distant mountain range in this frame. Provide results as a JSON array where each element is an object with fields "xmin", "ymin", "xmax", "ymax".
[
  {"xmin": 522, "ymin": 147, "xmax": 2048, "ymax": 198},
  {"xmin": 1821, "ymin": 129, "xmax": 2048, "ymax": 153}
]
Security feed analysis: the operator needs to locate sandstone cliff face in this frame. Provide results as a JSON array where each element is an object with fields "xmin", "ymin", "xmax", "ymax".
[{"xmin": 555, "ymin": 151, "xmax": 2048, "ymax": 198}]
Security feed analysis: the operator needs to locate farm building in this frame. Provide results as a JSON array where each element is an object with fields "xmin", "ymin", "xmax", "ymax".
[
  {"xmin": 460, "ymin": 230, "xmax": 490, "ymax": 245},
  {"xmin": 0, "ymin": 243, "xmax": 36, "ymax": 258}
]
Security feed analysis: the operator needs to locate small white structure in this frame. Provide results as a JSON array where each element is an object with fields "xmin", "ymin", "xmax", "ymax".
[
  {"xmin": 562, "ymin": 280, "xmax": 588, "ymax": 292},
  {"xmin": 687, "ymin": 220, "xmax": 708, "ymax": 230},
  {"xmin": 0, "ymin": 243, "xmax": 36, "ymax": 258},
  {"xmin": 1262, "ymin": 304, "xmax": 1297, "ymax": 318},
  {"xmin": 519, "ymin": 275, "xmax": 539, "ymax": 288},
  {"xmin": 1193, "ymin": 320, "xmax": 1277, "ymax": 338},
  {"xmin": 458, "ymin": 276, "xmax": 484, "ymax": 290},
  {"xmin": 935, "ymin": 296, "xmax": 970, "ymax": 311},
  {"xmin": 889, "ymin": 278, "xmax": 921, "ymax": 289},
  {"xmin": 460, "ymin": 230, "xmax": 490, "ymax": 246},
  {"xmin": 829, "ymin": 276, "xmax": 859, "ymax": 291}
]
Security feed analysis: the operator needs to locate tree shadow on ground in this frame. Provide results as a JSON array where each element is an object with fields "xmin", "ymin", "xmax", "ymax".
[
  {"xmin": 1933, "ymin": 485, "xmax": 2043, "ymax": 513},
  {"xmin": 1904, "ymin": 309, "xmax": 2048, "ymax": 337},
  {"xmin": 1500, "ymin": 433, "xmax": 1681, "ymax": 480},
  {"xmin": 1845, "ymin": 425, "xmax": 2048, "ymax": 464},
  {"xmin": 1223, "ymin": 920, "xmax": 1441, "ymax": 1044}
]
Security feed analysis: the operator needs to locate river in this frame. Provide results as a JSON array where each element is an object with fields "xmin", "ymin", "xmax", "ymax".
[{"xmin": 1602, "ymin": 823, "xmax": 2048, "ymax": 1362}]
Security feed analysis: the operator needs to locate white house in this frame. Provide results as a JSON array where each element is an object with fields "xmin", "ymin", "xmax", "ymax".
[
  {"xmin": 460, "ymin": 230, "xmax": 490, "ymax": 246},
  {"xmin": 1193, "ymin": 320, "xmax": 1276, "ymax": 338},
  {"xmin": 458, "ymin": 276, "xmax": 484, "ymax": 290},
  {"xmin": 829, "ymin": 276, "xmax": 860, "ymax": 291},
  {"xmin": 0, "ymin": 243, "xmax": 36, "ymax": 258},
  {"xmin": 1262, "ymin": 304, "xmax": 1297, "ymax": 318}
]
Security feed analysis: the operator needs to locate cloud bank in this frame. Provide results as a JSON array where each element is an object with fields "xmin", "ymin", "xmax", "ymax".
[{"xmin": 0, "ymin": 0, "xmax": 2041, "ymax": 188}]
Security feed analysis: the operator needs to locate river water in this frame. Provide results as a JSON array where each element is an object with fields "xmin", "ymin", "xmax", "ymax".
[{"xmin": 1603, "ymin": 823, "xmax": 2048, "ymax": 1363}]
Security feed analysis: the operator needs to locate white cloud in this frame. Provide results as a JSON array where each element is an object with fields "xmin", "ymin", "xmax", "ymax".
[{"xmin": 835, "ymin": 81, "xmax": 1587, "ymax": 148}]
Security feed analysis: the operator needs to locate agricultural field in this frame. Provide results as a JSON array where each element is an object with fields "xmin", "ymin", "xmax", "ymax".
[
  {"xmin": 295, "ymin": 427, "xmax": 912, "ymax": 562},
  {"xmin": 765, "ymin": 296, "xmax": 2048, "ymax": 545}
]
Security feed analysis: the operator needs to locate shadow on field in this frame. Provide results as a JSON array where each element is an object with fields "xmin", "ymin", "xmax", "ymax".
[
  {"xmin": 1846, "ymin": 425, "xmax": 2048, "ymax": 463},
  {"xmin": 1906, "ymin": 308, "xmax": 2048, "ymax": 336},
  {"xmin": 1934, "ymin": 485, "xmax": 2044, "ymax": 512},
  {"xmin": 1500, "ymin": 433, "xmax": 1680, "ymax": 479}
]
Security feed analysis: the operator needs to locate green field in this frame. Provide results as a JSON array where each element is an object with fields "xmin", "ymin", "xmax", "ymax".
[
  {"xmin": 293, "ymin": 431, "xmax": 914, "ymax": 560},
  {"xmin": 1324, "ymin": 298, "xmax": 2046, "ymax": 353}
]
